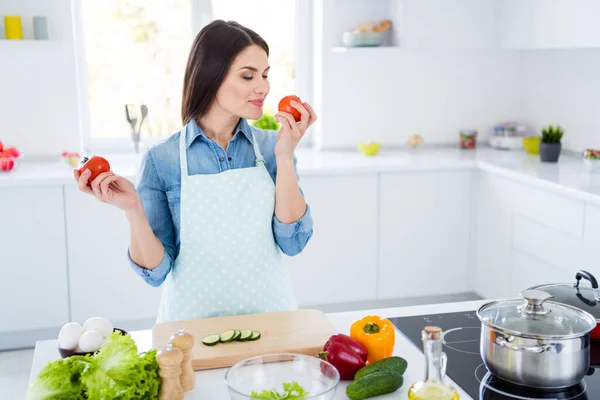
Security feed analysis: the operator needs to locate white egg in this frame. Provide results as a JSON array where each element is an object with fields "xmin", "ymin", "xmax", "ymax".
[
  {"xmin": 58, "ymin": 322, "xmax": 83, "ymax": 350},
  {"xmin": 78, "ymin": 330, "xmax": 104, "ymax": 353},
  {"xmin": 83, "ymin": 317, "xmax": 114, "ymax": 338}
]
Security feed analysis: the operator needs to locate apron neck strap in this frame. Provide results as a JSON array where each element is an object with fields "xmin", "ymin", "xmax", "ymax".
[
  {"xmin": 179, "ymin": 124, "xmax": 189, "ymax": 177},
  {"xmin": 251, "ymin": 131, "xmax": 265, "ymax": 164}
]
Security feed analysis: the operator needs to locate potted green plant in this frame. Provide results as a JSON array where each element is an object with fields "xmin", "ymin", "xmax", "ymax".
[{"xmin": 539, "ymin": 124, "xmax": 564, "ymax": 162}]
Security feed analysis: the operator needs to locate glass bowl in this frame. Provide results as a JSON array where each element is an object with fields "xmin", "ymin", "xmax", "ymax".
[{"xmin": 225, "ymin": 353, "xmax": 340, "ymax": 400}]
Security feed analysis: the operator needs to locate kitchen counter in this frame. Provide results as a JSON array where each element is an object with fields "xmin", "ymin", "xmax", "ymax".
[
  {"xmin": 28, "ymin": 299, "xmax": 490, "ymax": 400},
  {"xmin": 2, "ymin": 147, "xmax": 600, "ymax": 205}
]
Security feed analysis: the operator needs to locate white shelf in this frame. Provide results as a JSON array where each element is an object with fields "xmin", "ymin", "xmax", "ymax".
[{"xmin": 332, "ymin": 45, "xmax": 400, "ymax": 53}]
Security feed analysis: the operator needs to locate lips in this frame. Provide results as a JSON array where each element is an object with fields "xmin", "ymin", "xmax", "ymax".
[{"xmin": 249, "ymin": 99, "xmax": 264, "ymax": 107}]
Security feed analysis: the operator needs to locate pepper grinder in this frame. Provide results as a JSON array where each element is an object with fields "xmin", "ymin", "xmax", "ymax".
[
  {"xmin": 156, "ymin": 343, "xmax": 184, "ymax": 400},
  {"xmin": 169, "ymin": 328, "xmax": 196, "ymax": 391}
]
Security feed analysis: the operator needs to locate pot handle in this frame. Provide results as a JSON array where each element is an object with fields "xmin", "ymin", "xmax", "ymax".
[
  {"xmin": 575, "ymin": 270, "xmax": 599, "ymax": 289},
  {"xmin": 496, "ymin": 336, "xmax": 557, "ymax": 354}
]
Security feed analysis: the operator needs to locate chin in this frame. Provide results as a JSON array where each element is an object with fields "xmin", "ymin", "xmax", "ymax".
[{"xmin": 242, "ymin": 107, "xmax": 264, "ymax": 121}]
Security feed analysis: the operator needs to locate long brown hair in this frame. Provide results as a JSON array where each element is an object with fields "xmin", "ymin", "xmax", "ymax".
[{"xmin": 181, "ymin": 20, "xmax": 269, "ymax": 125}]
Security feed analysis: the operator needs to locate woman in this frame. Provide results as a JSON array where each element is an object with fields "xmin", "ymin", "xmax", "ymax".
[{"xmin": 74, "ymin": 20, "xmax": 315, "ymax": 323}]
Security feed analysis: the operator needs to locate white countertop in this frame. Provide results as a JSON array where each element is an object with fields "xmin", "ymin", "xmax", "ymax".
[
  {"xmin": 28, "ymin": 299, "xmax": 490, "ymax": 400},
  {"xmin": 3, "ymin": 147, "xmax": 600, "ymax": 205}
]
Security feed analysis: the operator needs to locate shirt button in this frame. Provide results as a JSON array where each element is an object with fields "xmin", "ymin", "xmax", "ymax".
[
  {"xmin": 219, "ymin": 157, "xmax": 224, "ymax": 162},
  {"xmin": 228, "ymin": 157, "xmax": 232, "ymax": 161}
]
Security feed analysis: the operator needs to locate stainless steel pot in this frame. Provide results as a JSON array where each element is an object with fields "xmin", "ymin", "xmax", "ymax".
[{"xmin": 476, "ymin": 289, "xmax": 597, "ymax": 389}]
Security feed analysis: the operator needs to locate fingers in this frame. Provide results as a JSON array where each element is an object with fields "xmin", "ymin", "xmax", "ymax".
[
  {"xmin": 90, "ymin": 171, "xmax": 114, "ymax": 201},
  {"xmin": 275, "ymin": 112, "xmax": 303, "ymax": 139},
  {"xmin": 303, "ymin": 102, "xmax": 318, "ymax": 127},
  {"xmin": 290, "ymin": 100, "xmax": 310, "ymax": 130},
  {"xmin": 76, "ymin": 169, "xmax": 94, "ymax": 195},
  {"xmin": 100, "ymin": 175, "xmax": 120, "ymax": 198}
]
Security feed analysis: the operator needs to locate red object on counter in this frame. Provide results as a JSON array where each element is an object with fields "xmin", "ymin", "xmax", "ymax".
[
  {"xmin": 0, "ymin": 157, "xmax": 15, "ymax": 171},
  {"xmin": 318, "ymin": 334, "xmax": 367, "ymax": 380}
]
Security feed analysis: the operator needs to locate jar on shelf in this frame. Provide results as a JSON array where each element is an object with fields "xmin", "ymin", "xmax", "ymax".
[{"xmin": 459, "ymin": 130, "xmax": 477, "ymax": 149}]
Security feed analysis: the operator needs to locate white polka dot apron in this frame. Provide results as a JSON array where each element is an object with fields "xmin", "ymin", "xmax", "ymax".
[{"xmin": 155, "ymin": 126, "xmax": 298, "ymax": 323}]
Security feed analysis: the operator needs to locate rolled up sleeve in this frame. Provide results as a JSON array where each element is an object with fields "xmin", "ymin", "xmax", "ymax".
[
  {"xmin": 273, "ymin": 203, "xmax": 314, "ymax": 256},
  {"xmin": 128, "ymin": 151, "xmax": 177, "ymax": 287}
]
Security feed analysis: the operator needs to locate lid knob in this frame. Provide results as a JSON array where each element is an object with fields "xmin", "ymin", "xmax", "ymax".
[{"xmin": 519, "ymin": 289, "xmax": 553, "ymax": 315}]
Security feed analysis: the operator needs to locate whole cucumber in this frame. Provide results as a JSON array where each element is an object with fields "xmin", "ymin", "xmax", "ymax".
[
  {"xmin": 346, "ymin": 371, "xmax": 404, "ymax": 400},
  {"xmin": 354, "ymin": 356, "xmax": 408, "ymax": 380}
]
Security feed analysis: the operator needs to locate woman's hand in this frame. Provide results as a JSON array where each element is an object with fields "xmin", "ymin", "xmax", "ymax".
[
  {"xmin": 74, "ymin": 169, "xmax": 141, "ymax": 211},
  {"xmin": 274, "ymin": 100, "xmax": 317, "ymax": 160}
]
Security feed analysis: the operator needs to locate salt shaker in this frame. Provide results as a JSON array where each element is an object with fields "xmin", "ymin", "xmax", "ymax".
[
  {"xmin": 156, "ymin": 343, "xmax": 184, "ymax": 400},
  {"xmin": 169, "ymin": 328, "xmax": 196, "ymax": 391}
]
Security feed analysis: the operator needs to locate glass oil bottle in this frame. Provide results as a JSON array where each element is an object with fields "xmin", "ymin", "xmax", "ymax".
[{"xmin": 408, "ymin": 326, "xmax": 459, "ymax": 400}]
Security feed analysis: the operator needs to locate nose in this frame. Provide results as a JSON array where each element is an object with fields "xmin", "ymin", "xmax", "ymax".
[{"xmin": 255, "ymin": 78, "xmax": 269, "ymax": 95}]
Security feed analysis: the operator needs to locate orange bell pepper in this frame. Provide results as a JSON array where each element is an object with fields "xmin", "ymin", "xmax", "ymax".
[{"xmin": 350, "ymin": 315, "xmax": 395, "ymax": 364}]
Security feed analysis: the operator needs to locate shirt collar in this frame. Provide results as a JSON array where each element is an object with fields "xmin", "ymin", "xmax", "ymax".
[{"xmin": 185, "ymin": 118, "xmax": 253, "ymax": 149}]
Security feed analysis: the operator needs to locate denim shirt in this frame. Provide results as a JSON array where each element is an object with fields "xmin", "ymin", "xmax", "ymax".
[{"xmin": 129, "ymin": 118, "xmax": 313, "ymax": 287}]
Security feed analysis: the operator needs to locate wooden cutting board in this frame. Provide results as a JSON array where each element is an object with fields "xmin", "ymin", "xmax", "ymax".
[{"xmin": 152, "ymin": 309, "xmax": 339, "ymax": 370}]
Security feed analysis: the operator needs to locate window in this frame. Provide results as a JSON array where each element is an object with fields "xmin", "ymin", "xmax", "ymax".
[{"xmin": 74, "ymin": 0, "xmax": 310, "ymax": 151}]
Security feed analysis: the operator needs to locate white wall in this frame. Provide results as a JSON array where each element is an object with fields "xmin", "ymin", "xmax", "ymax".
[
  {"xmin": 521, "ymin": 49, "xmax": 600, "ymax": 152},
  {"xmin": 0, "ymin": 0, "xmax": 80, "ymax": 157},
  {"xmin": 312, "ymin": 0, "xmax": 524, "ymax": 150}
]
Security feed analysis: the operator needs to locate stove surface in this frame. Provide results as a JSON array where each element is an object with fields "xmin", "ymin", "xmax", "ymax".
[{"xmin": 389, "ymin": 311, "xmax": 598, "ymax": 400}]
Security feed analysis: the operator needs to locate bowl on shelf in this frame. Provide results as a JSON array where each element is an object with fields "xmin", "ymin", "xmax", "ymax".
[
  {"xmin": 57, "ymin": 328, "xmax": 128, "ymax": 358},
  {"xmin": 582, "ymin": 149, "xmax": 600, "ymax": 171},
  {"xmin": 522, "ymin": 136, "xmax": 541, "ymax": 155},
  {"xmin": 225, "ymin": 353, "xmax": 340, "ymax": 400},
  {"xmin": 357, "ymin": 141, "xmax": 381, "ymax": 156},
  {"xmin": 342, "ymin": 31, "xmax": 383, "ymax": 47}
]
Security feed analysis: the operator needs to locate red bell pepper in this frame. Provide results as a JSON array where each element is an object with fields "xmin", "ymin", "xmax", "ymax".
[{"xmin": 318, "ymin": 334, "xmax": 367, "ymax": 380}]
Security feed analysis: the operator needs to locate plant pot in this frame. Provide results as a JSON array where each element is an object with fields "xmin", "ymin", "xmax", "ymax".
[{"xmin": 539, "ymin": 142, "xmax": 562, "ymax": 162}]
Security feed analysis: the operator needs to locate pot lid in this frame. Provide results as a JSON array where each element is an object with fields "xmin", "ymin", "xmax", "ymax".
[
  {"xmin": 528, "ymin": 270, "xmax": 600, "ymax": 319},
  {"xmin": 477, "ymin": 289, "xmax": 596, "ymax": 338}
]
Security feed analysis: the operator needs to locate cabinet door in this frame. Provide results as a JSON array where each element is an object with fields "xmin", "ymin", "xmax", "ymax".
[
  {"xmin": 64, "ymin": 186, "xmax": 161, "ymax": 325},
  {"xmin": 378, "ymin": 170, "xmax": 471, "ymax": 299},
  {"xmin": 500, "ymin": 0, "xmax": 600, "ymax": 49},
  {"xmin": 0, "ymin": 186, "xmax": 69, "ymax": 333},
  {"xmin": 283, "ymin": 174, "xmax": 378, "ymax": 306}
]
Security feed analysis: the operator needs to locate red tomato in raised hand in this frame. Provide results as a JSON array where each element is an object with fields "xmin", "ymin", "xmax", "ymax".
[
  {"xmin": 3, "ymin": 147, "xmax": 19, "ymax": 158},
  {"xmin": 278, "ymin": 95, "xmax": 302, "ymax": 122},
  {"xmin": 0, "ymin": 158, "xmax": 14, "ymax": 171},
  {"xmin": 78, "ymin": 156, "xmax": 111, "ymax": 184}
]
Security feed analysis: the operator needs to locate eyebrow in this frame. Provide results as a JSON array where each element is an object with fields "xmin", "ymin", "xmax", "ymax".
[{"xmin": 237, "ymin": 66, "xmax": 270, "ymax": 72}]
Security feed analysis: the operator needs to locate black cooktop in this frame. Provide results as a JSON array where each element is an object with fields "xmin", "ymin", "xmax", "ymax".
[{"xmin": 389, "ymin": 311, "xmax": 599, "ymax": 400}]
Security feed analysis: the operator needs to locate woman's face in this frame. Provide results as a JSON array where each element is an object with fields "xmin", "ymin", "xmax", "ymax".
[{"xmin": 215, "ymin": 45, "xmax": 270, "ymax": 121}]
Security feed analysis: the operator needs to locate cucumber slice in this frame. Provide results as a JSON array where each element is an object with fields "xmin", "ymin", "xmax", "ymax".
[
  {"xmin": 238, "ymin": 329, "xmax": 253, "ymax": 341},
  {"xmin": 219, "ymin": 330, "xmax": 236, "ymax": 343},
  {"xmin": 202, "ymin": 334, "xmax": 221, "ymax": 346},
  {"xmin": 232, "ymin": 330, "xmax": 241, "ymax": 341},
  {"xmin": 248, "ymin": 331, "xmax": 261, "ymax": 341}
]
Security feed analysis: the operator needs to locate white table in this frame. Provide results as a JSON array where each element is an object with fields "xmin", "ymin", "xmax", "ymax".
[{"xmin": 29, "ymin": 299, "xmax": 490, "ymax": 399}]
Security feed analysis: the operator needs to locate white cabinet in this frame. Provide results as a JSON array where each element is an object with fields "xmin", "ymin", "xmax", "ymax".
[
  {"xmin": 378, "ymin": 170, "xmax": 472, "ymax": 299},
  {"xmin": 0, "ymin": 186, "xmax": 69, "ymax": 334},
  {"xmin": 500, "ymin": 0, "xmax": 600, "ymax": 49},
  {"xmin": 63, "ymin": 187, "xmax": 161, "ymax": 326},
  {"xmin": 472, "ymin": 170, "xmax": 587, "ymax": 299},
  {"xmin": 284, "ymin": 174, "xmax": 379, "ymax": 306}
]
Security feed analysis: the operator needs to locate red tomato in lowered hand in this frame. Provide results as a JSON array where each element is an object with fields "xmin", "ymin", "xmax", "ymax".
[
  {"xmin": 78, "ymin": 156, "xmax": 111, "ymax": 184},
  {"xmin": 278, "ymin": 95, "xmax": 302, "ymax": 122},
  {"xmin": 0, "ymin": 158, "xmax": 14, "ymax": 171},
  {"xmin": 3, "ymin": 147, "xmax": 19, "ymax": 158}
]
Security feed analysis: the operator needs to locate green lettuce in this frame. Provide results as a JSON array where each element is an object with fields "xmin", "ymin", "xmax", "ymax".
[
  {"xmin": 25, "ymin": 356, "xmax": 90, "ymax": 400},
  {"xmin": 26, "ymin": 331, "xmax": 161, "ymax": 400},
  {"xmin": 251, "ymin": 381, "xmax": 308, "ymax": 399}
]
